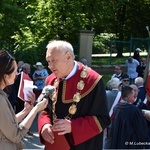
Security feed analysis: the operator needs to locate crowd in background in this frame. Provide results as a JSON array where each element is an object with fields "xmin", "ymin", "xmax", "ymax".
[
  {"xmin": 5, "ymin": 60, "xmax": 49, "ymax": 136},
  {"xmin": 8, "ymin": 61, "xmax": 49, "ymax": 110},
  {"xmin": 103, "ymin": 47, "xmax": 150, "ymax": 149},
  {"xmin": 2, "ymin": 45, "xmax": 150, "ymax": 149}
]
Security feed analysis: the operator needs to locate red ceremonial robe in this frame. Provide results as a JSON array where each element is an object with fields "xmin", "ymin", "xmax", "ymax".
[
  {"xmin": 146, "ymin": 75, "xmax": 150, "ymax": 97},
  {"xmin": 38, "ymin": 62, "xmax": 110, "ymax": 150}
]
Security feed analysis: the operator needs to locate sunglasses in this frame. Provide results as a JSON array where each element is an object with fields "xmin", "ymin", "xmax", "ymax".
[{"xmin": 4, "ymin": 50, "xmax": 15, "ymax": 69}]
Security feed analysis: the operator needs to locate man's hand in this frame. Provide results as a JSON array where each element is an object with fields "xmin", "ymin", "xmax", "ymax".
[
  {"xmin": 41, "ymin": 124, "xmax": 55, "ymax": 144},
  {"xmin": 52, "ymin": 119, "xmax": 71, "ymax": 135},
  {"xmin": 26, "ymin": 91, "xmax": 36, "ymax": 105},
  {"xmin": 142, "ymin": 109, "xmax": 150, "ymax": 121}
]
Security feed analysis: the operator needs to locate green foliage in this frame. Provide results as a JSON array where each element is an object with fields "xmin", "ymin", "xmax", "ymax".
[
  {"xmin": 0, "ymin": 1, "xmax": 31, "ymax": 40},
  {"xmin": 0, "ymin": 0, "xmax": 149, "ymax": 64},
  {"xmin": 102, "ymin": 74, "xmax": 112, "ymax": 87},
  {"xmin": 93, "ymin": 33, "xmax": 117, "ymax": 53}
]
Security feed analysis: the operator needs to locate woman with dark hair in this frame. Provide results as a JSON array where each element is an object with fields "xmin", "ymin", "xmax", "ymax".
[{"xmin": 0, "ymin": 50, "xmax": 48, "ymax": 150}]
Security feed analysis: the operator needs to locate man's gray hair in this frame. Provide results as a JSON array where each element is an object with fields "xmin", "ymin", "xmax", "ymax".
[
  {"xmin": 110, "ymin": 77, "xmax": 120, "ymax": 89},
  {"xmin": 21, "ymin": 63, "xmax": 30, "ymax": 70},
  {"xmin": 46, "ymin": 40, "xmax": 75, "ymax": 59},
  {"xmin": 135, "ymin": 77, "xmax": 144, "ymax": 87}
]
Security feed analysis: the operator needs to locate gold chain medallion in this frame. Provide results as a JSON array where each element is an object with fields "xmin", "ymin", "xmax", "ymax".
[{"xmin": 52, "ymin": 65, "xmax": 88, "ymax": 120}]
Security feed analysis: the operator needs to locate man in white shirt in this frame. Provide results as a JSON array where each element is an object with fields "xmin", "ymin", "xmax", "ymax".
[
  {"xmin": 111, "ymin": 65, "xmax": 124, "ymax": 82},
  {"xmin": 125, "ymin": 57, "xmax": 139, "ymax": 84}
]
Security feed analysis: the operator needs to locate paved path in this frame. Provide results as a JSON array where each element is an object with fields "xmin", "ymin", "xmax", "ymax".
[
  {"xmin": 23, "ymin": 116, "xmax": 44, "ymax": 150},
  {"xmin": 92, "ymin": 51, "xmax": 148, "ymax": 57}
]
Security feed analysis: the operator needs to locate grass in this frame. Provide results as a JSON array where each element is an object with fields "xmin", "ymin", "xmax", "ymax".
[
  {"xmin": 102, "ymin": 74, "xmax": 112, "ymax": 86},
  {"xmin": 91, "ymin": 55, "xmax": 148, "ymax": 86},
  {"xmin": 91, "ymin": 56, "xmax": 127, "ymax": 86},
  {"xmin": 91, "ymin": 56, "xmax": 127, "ymax": 85},
  {"xmin": 92, "ymin": 56, "xmax": 129, "ymax": 66},
  {"xmin": 91, "ymin": 52, "xmax": 148, "ymax": 66}
]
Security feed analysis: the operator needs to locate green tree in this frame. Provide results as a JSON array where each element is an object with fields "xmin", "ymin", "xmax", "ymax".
[{"xmin": 0, "ymin": 0, "xmax": 150, "ymax": 62}]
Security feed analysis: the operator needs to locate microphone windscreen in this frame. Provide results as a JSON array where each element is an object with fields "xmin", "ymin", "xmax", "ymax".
[{"xmin": 36, "ymin": 85, "xmax": 56, "ymax": 103}]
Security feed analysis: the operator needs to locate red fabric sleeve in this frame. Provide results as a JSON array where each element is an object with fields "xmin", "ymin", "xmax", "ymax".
[
  {"xmin": 38, "ymin": 111, "xmax": 51, "ymax": 144},
  {"xmin": 70, "ymin": 116, "xmax": 102, "ymax": 146},
  {"xmin": 146, "ymin": 75, "xmax": 150, "ymax": 97}
]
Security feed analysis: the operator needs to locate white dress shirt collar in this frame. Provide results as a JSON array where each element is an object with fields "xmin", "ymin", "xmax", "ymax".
[{"xmin": 63, "ymin": 61, "xmax": 78, "ymax": 80}]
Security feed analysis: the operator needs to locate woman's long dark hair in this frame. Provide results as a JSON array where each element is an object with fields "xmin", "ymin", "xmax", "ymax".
[{"xmin": 0, "ymin": 50, "xmax": 15, "ymax": 93}]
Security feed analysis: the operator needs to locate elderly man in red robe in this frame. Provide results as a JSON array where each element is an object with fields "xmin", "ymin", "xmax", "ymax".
[{"xmin": 38, "ymin": 40, "xmax": 110, "ymax": 150}]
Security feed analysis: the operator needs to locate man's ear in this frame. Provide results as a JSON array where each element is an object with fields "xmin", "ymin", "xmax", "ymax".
[{"xmin": 65, "ymin": 51, "xmax": 72, "ymax": 61}]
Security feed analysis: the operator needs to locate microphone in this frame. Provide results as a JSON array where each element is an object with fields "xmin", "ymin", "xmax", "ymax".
[{"xmin": 36, "ymin": 85, "xmax": 56, "ymax": 103}]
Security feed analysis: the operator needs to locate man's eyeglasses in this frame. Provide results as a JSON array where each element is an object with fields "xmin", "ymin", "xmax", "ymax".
[
  {"xmin": 123, "ymin": 79, "xmax": 129, "ymax": 82},
  {"xmin": 4, "ymin": 50, "xmax": 15, "ymax": 69}
]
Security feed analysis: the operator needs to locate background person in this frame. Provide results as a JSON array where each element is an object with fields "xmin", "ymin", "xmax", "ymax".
[
  {"xmin": 105, "ymin": 79, "xmax": 112, "ymax": 92},
  {"xmin": 38, "ymin": 40, "xmax": 110, "ymax": 150},
  {"xmin": 125, "ymin": 57, "xmax": 139, "ymax": 84},
  {"xmin": 110, "ymin": 86, "xmax": 148, "ymax": 149},
  {"xmin": 133, "ymin": 47, "xmax": 141, "ymax": 63},
  {"xmin": 130, "ymin": 84, "xmax": 146, "ymax": 109},
  {"xmin": 111, "ymin": 65, "xmax": 124, "ymax": 82},
  {"xmin": 134, "ymin": 77, "xmax": 146, "ymax": 102},
  {"xmin": 106, "ymin": 78, "xmax": 121, "ymax": 112},
  {"xmin": 17, "ymin": 61, "xmax": 24, "ymax": 73},
  {"xmin": 14, "ymin": 63, "xmax": 34, "ymax": 135},
  {"xmin": 119, "ymin": 74, "xmax": 130, "ymax": 91},
  {"xmin": 136, "ymin": 57, "xmax": 147, "ymax": 78},
  {"xmin": 0, "ymin": 50, "xmax": 48, "ymax": 150},
  {"xmin": 80, "ymin": 57, "xmax": 88, "ymax": 67},
  {"xmin": 33, "ymin": 62, "xmax": 49, "ymax": 99},
  {"xmin": 14, "ymin": 63, "xmax": 33, "ymax": 114},
  {"xmin": 103, "ymin": 77, "xmax": 121, "ymax": 149}
]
